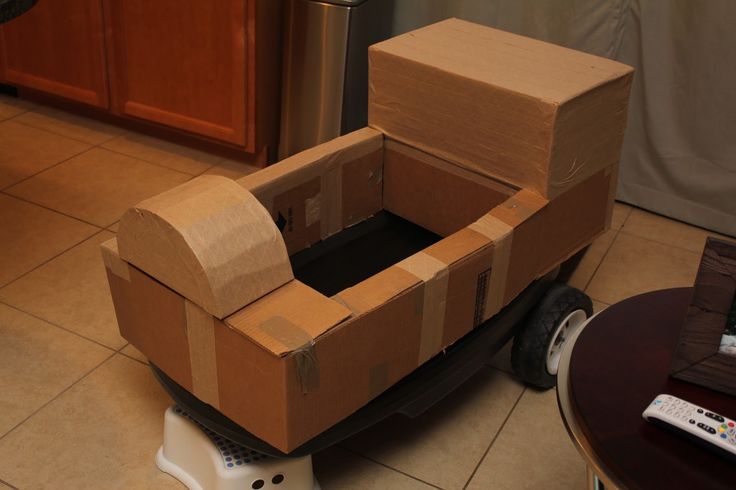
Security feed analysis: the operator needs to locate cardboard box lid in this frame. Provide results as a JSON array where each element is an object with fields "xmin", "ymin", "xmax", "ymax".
[
  {"xmin": 225, "ymin": 280, "xmax": 352, "ymax": 357},
  {"xmin": 371, "ymin": 18, "xmax": 632, "ymax": 104}
]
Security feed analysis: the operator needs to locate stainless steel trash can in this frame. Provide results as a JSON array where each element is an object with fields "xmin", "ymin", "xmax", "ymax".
[{"xmin": 278, "ymin": 0, "xmax": 394, "ymax": 159}]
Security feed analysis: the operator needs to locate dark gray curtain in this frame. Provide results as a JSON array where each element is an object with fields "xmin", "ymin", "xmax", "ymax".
[{"xmin": 392, "ymin": 0, "xmax": 736, "ymax": 236}]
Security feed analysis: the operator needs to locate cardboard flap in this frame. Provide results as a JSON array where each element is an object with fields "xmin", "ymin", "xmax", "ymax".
[{"xmin": 225, "ymin": 280, "xmax": 352, "ymax": 357}]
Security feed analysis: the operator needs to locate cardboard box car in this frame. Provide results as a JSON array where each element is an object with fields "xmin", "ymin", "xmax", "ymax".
[{"xmin": 103, "ymin": 19, "xmax": 633, "ymax": 452}]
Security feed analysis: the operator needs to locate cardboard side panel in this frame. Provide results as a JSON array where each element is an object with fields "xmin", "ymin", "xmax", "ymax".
[
  {"xmin": 105, "ymin": 239, "xmax": 293, "ymax": 451},
  {"xmin": 369, "ymin": 47, "xmax": 555, "ymax": 195},
  {"xmin": 342, "ymin": 149, "xmax": 383, "ymax": 228},
  {"xmin": 491, "ymin": 168, "xmax": 613, "ymax": 307},
  {"xmin": 440, "ymin": 243, "xmax": 495, "ymax": 344},
  {"xmin": 422, "ymin": 228, "xmax": 494, "ymax": 342},
  {"xmin": 536, "ymin": 166, "xmax": 613, "ymax": 275},
  {"xmin": 271, "ymin": 177, "xmax": 322, "ymax": 255},
  {"xmin": 106, "ymin": 262, "xmax": 193, "ymax": 392},
  {"xmin": 283, "ymin": 285, "xmax": 424, "ymax": 450},
  {"xmin": 383, "ymin": 140, "xmax": 517, "ymax": 236},
  {"xmin": 214, "ymin": 322, "xmax": 290, "ymax": 450},
  {"xmin": 549, "ymin": 73, "xmax": 633, "ymax": 198},
  {"xmin": 239, "ymin": 127, "xmax": 384, "ymax": 254},
  {"xmin": 490, "ymin": 190, "xmax": 550, "ymax": 305}
]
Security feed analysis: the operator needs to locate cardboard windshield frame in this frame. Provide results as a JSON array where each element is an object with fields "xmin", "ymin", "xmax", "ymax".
[{"xmin": 671, "ymin": 237, "xmax": 736, "ymax": 396}]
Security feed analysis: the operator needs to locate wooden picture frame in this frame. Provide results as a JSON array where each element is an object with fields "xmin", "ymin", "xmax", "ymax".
[{"xmin": 671, "ymin": 237, "xmax": 736, "ymax": 395}]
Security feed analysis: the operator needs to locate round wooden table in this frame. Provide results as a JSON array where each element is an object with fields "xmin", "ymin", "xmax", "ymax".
[{"xmin": 557, "ymin": 288, "xmax": 736, "ymax": 490}]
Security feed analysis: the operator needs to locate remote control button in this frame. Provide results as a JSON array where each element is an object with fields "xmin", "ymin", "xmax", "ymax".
[
  {"xmin": 722, "ymin": 434, "xmax": 728, "ymax": 439},
  {"xmin": 697, "ymin": 409, "xmax": 704, "ymax": 414},
  {"xmin": 705, "ymin": 412, "xmax": 725, "ymax": 422},
  {"xmin": 690, "ymin": 419, "xmax": 696, "ymax": 424},
  {"xmin": 728, "ymin": 422, "xmax": 734, "ymax": 427}
]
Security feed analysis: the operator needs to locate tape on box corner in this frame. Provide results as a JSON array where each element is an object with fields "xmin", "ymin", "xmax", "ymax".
[
  {"xmin": 185, "ymin": 300, "xmax": 221, "ymax": 408},
  {"xmin": 396, "ymin": 252, "xmax": 449, "ymax": 365},
  {"xmin": 259, "ymin": 316, "xmax": 320, "ymax": 394},
  {"xmin": 468, "ymin": 214, "xmax": 514, "ymax": 321}
]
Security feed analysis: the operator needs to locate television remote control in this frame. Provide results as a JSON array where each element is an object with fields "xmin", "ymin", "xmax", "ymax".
[{"xmin": 642, "ymin": 394, "xmax": 736, "ymax": 463}]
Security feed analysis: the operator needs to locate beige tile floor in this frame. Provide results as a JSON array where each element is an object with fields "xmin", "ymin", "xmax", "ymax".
[{"xmin": 0, "ymin": 94, "xmax": 732, "ymax": 489}]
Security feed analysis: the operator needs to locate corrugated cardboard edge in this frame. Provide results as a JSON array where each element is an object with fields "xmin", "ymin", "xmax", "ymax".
[{"xmin": 100, "ymin": 238, "xmax": 130, "ymax": 282}]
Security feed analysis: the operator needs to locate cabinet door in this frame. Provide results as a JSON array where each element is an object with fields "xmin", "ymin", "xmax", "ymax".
[
  {"xmin": 0, "ymin": 0, "xmax": 109, "ymax": 108},
  {"xmin": 104, "ymin": 1, "xmax": 248, "ymax": 147}
]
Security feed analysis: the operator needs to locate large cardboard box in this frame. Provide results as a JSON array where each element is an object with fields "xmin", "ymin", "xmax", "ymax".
[
  {"xmin": 369, "ymin": 18, "xmax": 633, "ymax": 199},
  {"xmin": 104, "ymin": 20, "xmax": 633, "ymax": 452}
]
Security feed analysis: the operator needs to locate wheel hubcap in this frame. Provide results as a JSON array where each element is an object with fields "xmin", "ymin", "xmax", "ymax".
[{"xmin": 546, "ymin": 309, "xmax": 588, "ymax": 375}]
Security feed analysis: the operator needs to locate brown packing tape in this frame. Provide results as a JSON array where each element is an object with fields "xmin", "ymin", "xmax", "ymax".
[
  {"xmin": 321, "ymin": 164, "xmax": 343, "ymax": 239},
  {"xmin": 259, "ymin": 316, "xmax": 319, "ymax": 393},
  {"xmin": 100, "ymin": 238, "xmax": 130, "ymax": 282},
  {"xmin": 238, "ymin": 128, "xmax": 383, "ymax": 249},
  {"xmin": 331, "ymin": 294, "xmax": 360, "ymax": 316},
  {"xmin": 468, "ymin": 214, "xmax": 514, "ymax": 321},
  {"xmin": 396, "ymin": 252, "xmax": 449, "ymax": 364},
  {"xmin": 185, "ymin": 300, "xmax": 220, "ymax": 408},
  {"xmin": 305, "ymin": 194, "xmax": 321, "ymax": 227}
]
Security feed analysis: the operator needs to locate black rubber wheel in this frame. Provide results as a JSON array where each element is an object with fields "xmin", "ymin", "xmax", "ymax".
[{"xmin": 511, "ymin": 283, "xmax": 593, "ymax": 389}]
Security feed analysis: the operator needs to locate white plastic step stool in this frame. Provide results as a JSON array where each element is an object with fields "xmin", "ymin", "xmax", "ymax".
[{"xmin": 157, "ymin": 405, "xmax": 320, "ymax": 490}]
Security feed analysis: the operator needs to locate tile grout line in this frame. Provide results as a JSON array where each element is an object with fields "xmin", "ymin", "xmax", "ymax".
[
  {"xmin": 6, "ymin": 101, "xmax": 226, "ymax": 175},
  {"xmin": 115, "ymin": 342, "xmax": 150, "ymax": 367},
  {"xmin": 0, "ymin": 228, "xmax": 107, "ymax": 291},
  {"xmin": 99, "ymin": 143, "xmax": 222, "ymax": 177},
  {"xmin": 625, "ymin": 205, "xmax": 736, "ymax": 241},
  {"xmin": 0, "ymin": 301, "xmax": 120, "ymax": 353},
  {"xmin": 0, "ymin": 476, "xmax": 19, "ymax": 490},
  {"xmin": 0, "ymin": 191, "xmax": 109, "ymax": 229},
  {"xmin": 0, "ymin": 144, "xmax": 92, "ymax": 193},
  {"xmin": 337, "ymin": 446, "xmax": 445, "ymax": 490},
  {"xmin": 616, "ymin": 229, "xmax": 706, "ymax": 256},
  {"xmin": 118, "ymin": 350, "xmax": 149, "ymax": 366},
  {"xmin": 0, "ymin": 351, "xmax": 117, "ymax": 445},
  {"xmin": 0, "ymin": 99, "xmax": 35, "ymax": 123},
  {"xmin": 10, "ymin": 116, "xmax": 123, "ymax": 147},
  {"xmin": 461, "ymin": 387, "xmax": 527, "ymax": 490},
  {"xmin": 580, "ymin": 214, "xmax": 630, "ymax": 293}
]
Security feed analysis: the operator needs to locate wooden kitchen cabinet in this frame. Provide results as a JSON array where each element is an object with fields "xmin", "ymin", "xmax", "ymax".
[
  {"xmin": 0, "ymin": 1, "xmax": 281, "ymax": 156},
  {"xmin": 104, "ymin": 0, "xmax": 279, "ymax": 151},
  {"xmin": 0, "ymin": 0, "xmax": 109, "ymax": 108}
]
